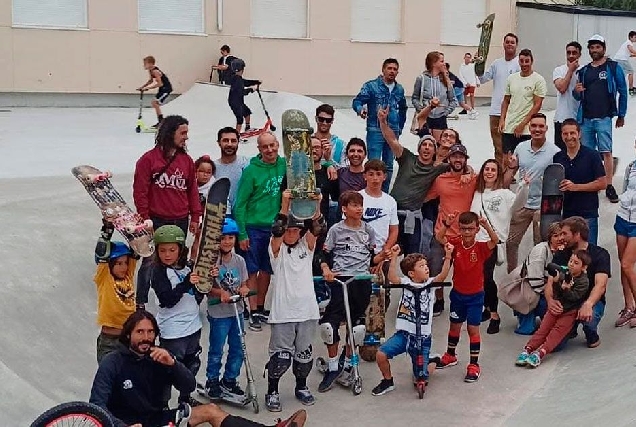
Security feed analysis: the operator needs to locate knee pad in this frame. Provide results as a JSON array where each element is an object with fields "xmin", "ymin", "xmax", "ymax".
[
  {"xmin": 266, "ymin": 351, "xmax": 291, "ymax": 380},
  {"xmin": 319, "ymin": 322, "xmax": 335, "ymax": 345},
  {"xmin": 292, "ymin": 359, "xmax": 313, "ymax": 380},
  {"xmin": 352, "ymin": 325, "xmax": 366, "ymax": 347}
]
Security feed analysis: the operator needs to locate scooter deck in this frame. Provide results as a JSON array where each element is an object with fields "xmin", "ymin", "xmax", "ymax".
[{"xmin": 195, "ymin": 382, "xmax": 251, "ymax": 406}]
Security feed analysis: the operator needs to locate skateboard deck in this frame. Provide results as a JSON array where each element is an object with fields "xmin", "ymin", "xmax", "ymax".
[
  {"xmin": 360, "ymin": 266, "xmax": 387, "ymax": 362},
  {"xmin": 474, "ymin": 13, "xmax": 495, "ymax": 77},
  {"xmin": 540, "ymin": 163, "xmax": 565, "ymax": 241},
  {"xmin": 72, "ymin": 165, "xmax": 154, "ymax": 257},
  {"xmin": 193, "ymin": 178, "xmax": 230, "ymax": 294},
  {"xmin": 282, "ymin": 109, "xmax": 319, "ymax": 220}
]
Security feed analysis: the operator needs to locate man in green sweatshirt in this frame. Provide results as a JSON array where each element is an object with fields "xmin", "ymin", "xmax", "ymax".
[{"xmin": 234, "ymin": 131, "xmax": 286, "ymax": 331}]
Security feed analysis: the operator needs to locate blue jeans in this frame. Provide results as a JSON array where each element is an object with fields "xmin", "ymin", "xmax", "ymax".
[
  {"xmin": 514, "ymin": 294, "xmax": 547, "ymax": 335},
  {"xmin": 580, "ymin": 117, "xmax": 613, "ymax": 153},
  {"xmin": 206, "ymin": 316, "xmax": 244, "ymax": 382},
  {"xmin": 554, "ymin": 300, "xmax": 605, "ymax": 351},
  {"xmin": 585, "ymin": 217, "xmax": 598, "ymax": 246},
  {"xmin": 366, "ymin": 129, "xmax": 394, "ymax": 192},
  {"xmin": 379, "ymin": 330, "xmax": 432, "ymax": 380}
]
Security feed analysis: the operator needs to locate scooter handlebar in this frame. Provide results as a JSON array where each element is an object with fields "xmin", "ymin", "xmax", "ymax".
[
  {"xmin": 207, "ymin": 290, "xmax": 257, "ymax": 306},
  {"xmin": 383, "ymin": 281, "xmax": 453, "ymax": 291},
  {"xmin": 313, "ymin": 274, "xmax": 377, "ymax": 282}
]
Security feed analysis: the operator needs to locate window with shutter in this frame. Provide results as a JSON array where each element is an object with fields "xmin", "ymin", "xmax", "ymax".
[
  {"xmin": 351, "ymin": 0, "xmax": 402, "ymax": 43},
  {"xmin": 440, "ymin": 0, "xmax": 488, "ymax": 46},
  {"xmin": 250, "ymin": 0, "xmax": 308, "ymax": 39},
  {"xmin": 12, "ymin": 0, "xmax": 87, "ymax": 29},
  {"xmin": 138, "ymin": 0, "xmax": 204, "ymax": 35}
]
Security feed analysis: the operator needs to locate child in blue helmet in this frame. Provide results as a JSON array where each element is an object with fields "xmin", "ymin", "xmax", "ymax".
[
  {"xmin": 94, "ymin": 220, "xmax": 139, "ymax": 363},
  {"xmin": 204, "ymin": 217, "xmax": 251, "ymax": 400}
]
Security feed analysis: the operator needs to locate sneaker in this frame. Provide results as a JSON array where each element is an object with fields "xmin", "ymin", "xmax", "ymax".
[
  {"xmin": 371, "ymin": 378, "xmax": 395, "ymax": 396},
  {"xmin": 265, "ymin": 392, "xmax": 282, "ymax": 412},
  {"xmin": 629, "ymin": 316, "xmax": 636, "ymax": 328},
  {"xmin": 615, "ymin": 308, "xmax": 634, "ymax": 327},
  {"xmin": 606, "ymin": 185, "xmax": 619, "ymax": 203},
  {"xmin": 437, "ymin": 352, "xmax": 458, "ymax": 369},
  {"xmin": 150, "ymin": 122, "xmax": 160, "ymax": 129},
  {"xmin": 464, "ymin": 363, "xmax": 481, "ymax": 382},
  {"xmin": 318, "ymin": 368, "xmax": 343, "ymax": 393},
  {"xmin": 429, "ymin": 354, "xmax": 442, "ymax": 368},
  {"xmin": 174, "ymin": 402, "xmax": 191, "ymax": 427},
  {"xmin": 204, "ymin": 378, "xmax": 222, "ymax": 399},
  {"xmin": 433, "ymin": 299, "xmax": 444, "ymax": 317},
  {"xmin": 245, "ymin": 124, "xmax": 251, "ymax": 131},
  {"xmin": 181, "ymin": 396, "xmax": 202, "ymax": 407},
  {"xmin": 527, "ymin": 351, "xmax": 541, "ymax": 368},
  {"xmin": 468, "ymin": 110, "xmax": 479, "ymax": 120},
  {"xmin": 587, "ymin": 332, "xmax": 601, "ymax": 348},
  {"xmin": 459, "ymin": 109, "xmax": 468, "ymax": 115},
  {"xmin": 336, "ymin": 366, "xmax": 353, "ymax": 387},
  {"xmin": 249, "ymin": 314, "xmax": 262, "ymax": 332},
  {"xmin": 294, "ymin": 387, "xmax": 316, "ymax": 406},
  {"xmin": 275, "ymin": 409, "xmax": 307, "ymax": 427},
  {"xmin": 254, "ymin": 310, "xmax": 270, "ymax": 324},
  {"xmin": 487, "ymin": 318, "xmax": 501, "ymax": 334},
  {"xmin": 515, "ymin": 351, "xmax": 530, "ymax": 367},
  {"xmin": 221, "ymin": 379, "xmax": 245, "ymax": 397}
]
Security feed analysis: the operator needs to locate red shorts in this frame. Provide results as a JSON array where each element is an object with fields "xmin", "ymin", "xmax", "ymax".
[{"xmin": 464, "ymin": 86, "xmax": 475, "ymax": 95}]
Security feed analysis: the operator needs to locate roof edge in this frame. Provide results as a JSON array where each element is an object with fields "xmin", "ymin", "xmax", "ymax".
[{"xmin": 516, "ymin": 1, "xmax": 636, "ymax": 18}]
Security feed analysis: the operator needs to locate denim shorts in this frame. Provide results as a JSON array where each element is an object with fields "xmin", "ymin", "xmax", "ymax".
[
  {"xmin": 454, "ymin": 87, "xmax": 465, "ymax": 104},
  {"xmin": 580, "ymin": 117, "xmax": 612, "ymax": 153},
  {"xmin": 614, "ymin": 215, "xmax": 636, "ymax": 238},
  {"xmin": 449, "ymin": 289, "xmax": 485, "ymax": 326},
  {"xmin": 239, "ymin": 226, "xmax": 273, "ymax": 274},
  {"xmin": 379, "ymin": 330, "xmax": 432, "ymax": 379}
]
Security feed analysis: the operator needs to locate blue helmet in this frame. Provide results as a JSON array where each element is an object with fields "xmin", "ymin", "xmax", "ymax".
[
  {"xmin": 222, "ymin": 218, "xmax": 239, "ymax": 236},
  {"xmin": 95, "ymin": 241, "xmax": 132, "ymax": 264}
]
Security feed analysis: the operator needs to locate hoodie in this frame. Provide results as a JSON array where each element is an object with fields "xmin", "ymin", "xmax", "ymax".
[
  {"xmin": 133, "ymin": 147, "xmax": 202, "ymax": 223},
  {"xmin": 411, "ymin": 71, "xmax": 458, "ymax": 118},
  {"xmin": 233, "ymin": 154, "xmax": 286, "ymax": 241}
]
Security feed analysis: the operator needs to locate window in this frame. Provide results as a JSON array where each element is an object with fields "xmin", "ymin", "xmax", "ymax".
[
  {"xmin": 250, "ymin": 0, "xmax": 308, "ymax": 39},
  {"xmin": 12, "ymin": 0, "xmax": 87, "ymax": 29},
  {"xmin": 351, "ymin": 0, "xmax": 401, "ymax": 43},
  {"xmin": 138, "ymin": 0, "xmax": 204, "ymax": 34},
  {"xmin": 440, "ymin": 0, "xmax": 487, "ymax": 46}
]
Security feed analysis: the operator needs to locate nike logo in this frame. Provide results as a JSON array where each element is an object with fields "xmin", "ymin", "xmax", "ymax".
[{"xmin": 364, "ymin": 214, "xmax": 388, "ymax": 223}]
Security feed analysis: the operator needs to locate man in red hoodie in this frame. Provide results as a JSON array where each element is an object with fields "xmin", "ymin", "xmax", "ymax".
[{"xmin": 133, "ymin": 115, "xmax": 202, "ymax": 306}]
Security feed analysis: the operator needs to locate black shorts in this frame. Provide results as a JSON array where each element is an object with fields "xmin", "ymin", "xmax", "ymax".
[
  {"xmin": 231, "ymin": 104, "xmax": 252, "ymax": 125},
  {"xmin": 155, "ymin": 90, "xmax": 171, "ymax": 105},
  {"xmin": 502, "ymin": 133, "xmax": 531, "ymax": 154},
  {"xmin": 134, "ymin": 409, "xmax": 177, "ymax": 427},
  {"xmin": 319, "ymin": 279, "xmax": 372, "ymax": 343},
  {"xmin": 426, "ymin": 116, "xmax": 448, "ymax": 130}
]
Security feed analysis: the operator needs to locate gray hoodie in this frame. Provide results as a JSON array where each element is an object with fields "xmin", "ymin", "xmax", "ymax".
[{"xmin": 411, "ymin": 71, "xmax": 458, "ymax": 118}]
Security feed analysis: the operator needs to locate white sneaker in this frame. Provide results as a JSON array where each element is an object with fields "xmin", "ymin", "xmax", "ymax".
[{"xmin": 468, "ymin": 110, "xmax": 479, "ymax": 120}]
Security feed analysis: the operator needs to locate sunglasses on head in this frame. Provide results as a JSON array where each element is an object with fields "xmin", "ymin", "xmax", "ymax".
[{"xmin": 316, "ymin": 116, "xmax": 333, "ymax": 124}]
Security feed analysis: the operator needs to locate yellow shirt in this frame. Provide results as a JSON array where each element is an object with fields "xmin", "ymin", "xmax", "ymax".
[
  {"xmin": 504, "ymin": 71, "xmax": 547, "ymax": 134},
  {"xmin": 94, "ymin": 259, "xmax": 137, "ymax": 329}
]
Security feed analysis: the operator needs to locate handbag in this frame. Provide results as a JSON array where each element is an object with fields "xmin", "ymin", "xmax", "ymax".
[
  {"xmin": 497, "ymin": 246, "xmax": 548, "ymax": 314},
  {"xmin": 480, "ymin": 194, "xmax": 505, "ymax": 266}
]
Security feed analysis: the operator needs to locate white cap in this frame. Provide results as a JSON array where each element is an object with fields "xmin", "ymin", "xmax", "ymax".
[{"xmin": 588, "ymin": 34, "xmax": 606, "ymax": 45}]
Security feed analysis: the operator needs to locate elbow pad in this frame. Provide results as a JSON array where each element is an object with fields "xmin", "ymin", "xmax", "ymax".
[
  {"xmin": 306, "ymin": 215, "xmax": 327, "ymax": 237},
  {"xmin": 272, "ymin": 213, "xmax": 288, "ymax": 238},
  {"xmin": 94, "ymin": 239, "xmax": 111, "ymax": 262}
]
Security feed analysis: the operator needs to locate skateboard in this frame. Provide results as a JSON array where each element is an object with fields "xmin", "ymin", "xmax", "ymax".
[
  {"xmin": 360, "ymin": 265, "xmax": 387, "ymax": 363},
  {"xmin": 72, "ymin": 165, "xmax": 154, "ymax": 257},
  {"xmin": 193, "ymin": 178, "xmax": 230, "ymax": 294},
  {"xmin": 539, "ymin": 163, "xmax": 565, "ymax": 241},
  {"xmin": 281, "ymin": 109, "xmax": 319, "ymax": 220},
  {"xmin": 474, "ymin": 13, "xmax": 496, "ymax": 77}
]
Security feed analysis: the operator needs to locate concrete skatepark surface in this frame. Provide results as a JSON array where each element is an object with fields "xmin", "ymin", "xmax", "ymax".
[{"xmin": 2, "ymin": 84, "xmax": 636, "ymax": 426}]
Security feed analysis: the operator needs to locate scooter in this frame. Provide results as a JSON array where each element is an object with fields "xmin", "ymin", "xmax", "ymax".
[
  {"xmin": 383, "ymin": 281, "xmax": 452, "ymax": 399},
  {"xmin": 196, "ymin": 291, "xmax": 259, "ymax": 413},
  {"xmin": 135, "ymin": 90, "xmax": 157, "ymax": 134},
  {"xmin": 314, "ymin": 273, "xmax": 376, "ymax": 396},
  {"xmin": 239, "ymin": 86, "xmax": 277, "ymax": 141}
]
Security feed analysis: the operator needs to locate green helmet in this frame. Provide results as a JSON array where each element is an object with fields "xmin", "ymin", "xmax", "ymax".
[{"xmin": 154, "ymin": 225, "xmax": 186, "ymax": 246}]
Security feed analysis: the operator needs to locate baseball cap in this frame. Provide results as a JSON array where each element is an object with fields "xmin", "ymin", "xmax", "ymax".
[
  {"xmin": 587, "ymin": 34, "xmax": 606, "ymax": 47},
  {"xmin": 448, "ymin": 143, "xmax": 469, "ymax": 158},
  {"xmin": 417, "ymin": 134, "xmax": 436, "ymax": 151}
]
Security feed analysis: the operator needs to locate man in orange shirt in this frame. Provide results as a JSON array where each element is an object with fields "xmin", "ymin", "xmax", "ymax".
[{"xmin": 424, "ymin": 144, "xmax": 477, "ymax": 315}]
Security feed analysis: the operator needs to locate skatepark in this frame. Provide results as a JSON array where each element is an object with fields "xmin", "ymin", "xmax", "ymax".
[{"xmin": 2, "ymin": 83, "xmax": 636, "ymax": 426}]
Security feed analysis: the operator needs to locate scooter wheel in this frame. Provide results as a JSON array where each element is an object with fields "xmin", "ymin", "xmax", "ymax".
[
  {"xmin": 135, "ymin": 126, "xmax": 141, "ymax": 133},
  {"xmin": 252, "ymin": 399, "xmax": 259, "ymax": 414},
  {"xmin": 417, "ymin": 383, "xmax": 425, "ymax": 399},
  {"xmin": 352, "ymin": 378, "xmax": 362, "ymax": 396}
]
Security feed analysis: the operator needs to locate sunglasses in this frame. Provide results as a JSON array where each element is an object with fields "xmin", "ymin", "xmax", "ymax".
[{"xmin": 316, "ymin": 116, "xmax": 333, "ymax": 124}]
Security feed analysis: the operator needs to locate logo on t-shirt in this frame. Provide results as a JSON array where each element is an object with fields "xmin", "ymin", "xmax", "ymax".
[
  {"xmin": 219, "ymin": 267, "xmax": 240, "ymax": 292},
  {"xmin": 122, "ymin": 379, "xmax": 133, "ymax": 390},
  {"xmin": 599, "ymin": 71, "xmax": 607, "ymax": 80},
  {"xmin": 154, "ymin": 168, "xmax": 187, "ymax": 190},
  {"xmin": 363, "ymin": 207, "xmax": 387, "ymax": 223}
]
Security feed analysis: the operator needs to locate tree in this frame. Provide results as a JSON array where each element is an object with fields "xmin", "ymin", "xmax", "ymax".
[{"xmin": 576, "ymin": 0, "xmax": 636, "ymax": 11}]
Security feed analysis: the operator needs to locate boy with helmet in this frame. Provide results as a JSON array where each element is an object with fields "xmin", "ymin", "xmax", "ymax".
[
  {"xmin": 150, "ymin": 224, "xmax": 204, "ymax": 406},
  {"xmin": 228, "ymin": 58, "xmax": 261, "ymax": 135},
  {"xmin": 264, "ymin": 190, "xmax": 326, "ymax": 412},
  {"xmin": 94, "ymin": 220, "xmax": 140, "ymax": 363},
  {"xmin": 204, "ymin": 218, "xmax": 251, "ymax": 400}
]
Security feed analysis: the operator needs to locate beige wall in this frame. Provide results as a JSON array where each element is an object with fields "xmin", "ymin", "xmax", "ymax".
[{"xmin": 0, "ymin": 0, "xmax": 517, "ymax": 96}]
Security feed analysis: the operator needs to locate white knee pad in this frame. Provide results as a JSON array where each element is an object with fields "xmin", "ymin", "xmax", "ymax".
[
  {"xmin": 352, "ymin": 325, "xmax": 366, "ymax": 346},
  {"xmin": 320, "ymin": 323, "xmax": 334, "ymax": 345}
]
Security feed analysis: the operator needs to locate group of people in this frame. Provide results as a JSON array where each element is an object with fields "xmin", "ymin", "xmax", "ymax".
[{"xmin": 83, "ymin": 29, "xmax": 636, "ymax": 426}]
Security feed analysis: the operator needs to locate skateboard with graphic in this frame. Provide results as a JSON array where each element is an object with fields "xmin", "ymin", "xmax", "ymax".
[
  {"xmin": 474, "ymin": 13, "xmax": 496, "ymax": 77},
  {"xmin": 360, "ymin": 264, "xmax": 387, "ymax": 362},
  {"xmin": 540, "ymin": 163, "xmax": 565, "ymax": 241}
]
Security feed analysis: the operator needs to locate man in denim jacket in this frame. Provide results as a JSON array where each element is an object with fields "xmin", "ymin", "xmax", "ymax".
[{"xmin": 352, "ymin": 58, "xmax": 408, "ymax": 192}]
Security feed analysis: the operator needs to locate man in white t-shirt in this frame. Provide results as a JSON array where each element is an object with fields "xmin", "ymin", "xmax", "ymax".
[
  {"xmin": 553, "ymin": 41, "xmax": 582, "ymax": 150},
  {"xmin": 499, "ymin": 49, "xmax": 547, "ymax": 166},
  {"xmin": 459, "ymin": 53, "xmax": 479, "ymax": 111},
  {"xmin": 479, "ymin": 33, "xmax": 521, "ymax": 166},
  {"xmin": 360, "ymin": 159, "xmax": 399, "ymax": 251},
  {"xmin": 613, "ymin": 31, "xmax": 636, "ymax": 94}
]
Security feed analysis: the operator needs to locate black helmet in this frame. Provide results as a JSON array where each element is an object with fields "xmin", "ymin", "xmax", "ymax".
[
  {"xmin": 230, "ymin": 58, "xmax": 245, "ymax": 73},
  {"xmin": 287, "ymin": 215, "xmax": 305, "ymax": 229}
]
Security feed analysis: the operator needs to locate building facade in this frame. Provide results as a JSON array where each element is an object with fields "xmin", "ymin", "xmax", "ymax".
[{"xmin": 0, "ymin": 0, "xmax": 518, "ymax": 97}]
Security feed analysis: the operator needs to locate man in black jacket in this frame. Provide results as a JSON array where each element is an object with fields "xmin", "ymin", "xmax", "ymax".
[{"xmin": 90, "ymin": 310, "xmax": 306, "ymax": 427}]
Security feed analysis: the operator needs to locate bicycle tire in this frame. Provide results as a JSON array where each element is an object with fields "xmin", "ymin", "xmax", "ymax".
[{"xmin": 30, "ymin": 401, "xmax": 115, "ymax": 427}]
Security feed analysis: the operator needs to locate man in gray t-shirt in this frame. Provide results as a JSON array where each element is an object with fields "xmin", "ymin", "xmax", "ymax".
[{"xmin": 215, "ymin": 127, "xmax": 250, "ymax": 213}]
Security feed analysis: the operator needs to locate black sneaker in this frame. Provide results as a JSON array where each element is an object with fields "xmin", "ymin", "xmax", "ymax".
[
  {"xmin": 266, "ymin": 392, "xmax": 282, "ymax": 412},
  {"xmin": 151, "ymin": 122, "xmax": 160, "ymax": 129},
  {"xmin": 245, "ymin": 124, "xmax": 251, "ymax": 131},
  {"xmin": 249, "ymin": 314, "xmax": 262, "ymax": 332},
  {"xmin": 459, "ymin": 109, "xmax": 468, "ymax": 115},
  {"xmin": 180, "ymin": 396, "xmax": 202, "ymax": 407},
  {"xmin": 221, "ymin": 378, "xmax": 245, "ymax": 396},
  {"xmin": 318, "ymin": 368, "xmax": 342, "ymax": 393},
  {"xmin": 433, "ymin": 299, "xmax": 444, "ymax": 317},
  {"xmin": 204, "ymin": 379, "xmax": 222, "ymax": 400},
  {"xmin": 371, "ymin": 378, "xmax": 395, "ymax": 396},
  {"xmin": 254, "ymin": 310, "xmax": 270, "ymax": 324},
  {"xmin": 606, "ymin": 185, "xmax": 619, "ymax": 203},
  {"xmin": 294, "ymin": 387, "xmax": 316, "ymax": 406},
  {"xmin": 175, "ymin": 402, "xmax": 191, "ymax": 427},
  {"xmin": 487, "ymin": 318, "xmax": 500, "ymax": 334}
]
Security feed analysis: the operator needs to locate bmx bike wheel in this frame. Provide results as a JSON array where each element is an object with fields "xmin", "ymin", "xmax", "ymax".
[{"xmin": 31, "ymin": 401, "xmax": 115, "ymax": 427}]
